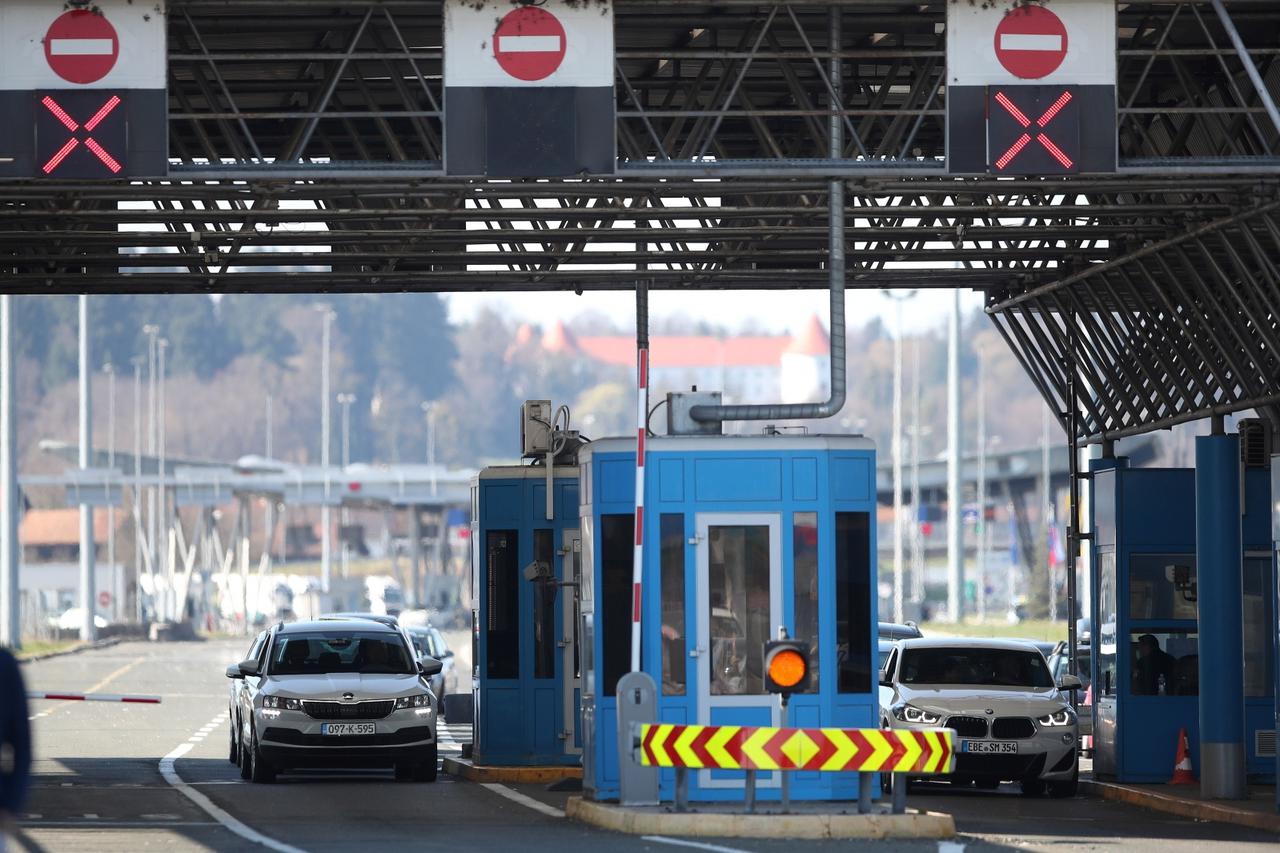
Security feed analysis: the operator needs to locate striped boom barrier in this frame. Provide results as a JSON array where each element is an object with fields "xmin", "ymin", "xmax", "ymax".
[
  {"xmin": 28, "ymin": 692, "xmax": 162, "ymax": 704},
  {"xmin": 638, "ymin": 723, "xmax": 954, "ymax": 775}
]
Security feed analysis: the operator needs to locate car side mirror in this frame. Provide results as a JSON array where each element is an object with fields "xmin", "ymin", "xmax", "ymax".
[
  {"xmin": 418, "ymin": 656, "xmax": 444, "ymax": 677},
  {"xmin": 879, "ymin": 672, "xmax": 893, "ymax": 687},
  {"xmin": 237, "ymin": 658, "xmax": 261, "ymax": 677},
  {"xmin": 225, "ymin": 664, "xmax": 244, "ymax": 679},
  {"xmin": 1058, "ymin": 673, "xmax": 1083, "ymax": 692}
]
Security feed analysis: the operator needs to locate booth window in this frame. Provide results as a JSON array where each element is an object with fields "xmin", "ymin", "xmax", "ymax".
[
  {"xmin": 1097, "ymin": 552, "xmax": 1118, "ymax": 697},
  {"xmin": 835, "ymin": 511, "xmax": 872, "ymax": 694},
  {"xmin": 1129, "ymin": 630, "xmax": 1198, "ymax": 696},
  {"xmin": 1129, "ymin": 554, "xmax": 1198, "ymax": 621},
  {"xmin": 793, "ymin": 512, "xmax": 820, "ymax": 692},
  {"xmin": 601, "ymin": 513, "xmax": 634, "ymax": 696},
  {"xmin": 485, "ymin": 530, "xmax": 519, "ymax": 679},
  {"xmin": 533, "ymin": 529, "xmax": 556, "ymax": 679},
  {"xmin": 660, "ymin": 514, "xmax": 686, "ymax": 696},
  {"xmin": 708, "ymin": 524, "xmax": 771, "ymax": 696},
  {"xmin": 1243, "ymin": 555, "xmax": 1274, "ymax": 697}
]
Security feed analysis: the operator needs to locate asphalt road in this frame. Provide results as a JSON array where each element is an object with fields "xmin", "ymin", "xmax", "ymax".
[{"xmin": 11, "ymin": 640, "xmax": 1278, "ymax": 852}]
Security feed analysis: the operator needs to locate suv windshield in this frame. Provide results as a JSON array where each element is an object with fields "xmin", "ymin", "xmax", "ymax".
[
  {"xmin": 270, "ymin": 632, "xmax": 414, "ymax": 675},
  {"xmin": 900, "ymin": 647, "xmax": 1054, "ymax": 688}
]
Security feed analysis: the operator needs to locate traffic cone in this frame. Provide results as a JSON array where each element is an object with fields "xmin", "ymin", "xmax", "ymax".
[{"xmin": 1169, "ymin": 728, "xmax": 1196, "ymax": 785}]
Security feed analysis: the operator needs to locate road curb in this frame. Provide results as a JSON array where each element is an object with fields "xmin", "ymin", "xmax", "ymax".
[
  {"xmin": 1081, "ymin": 780, "xmax": 1280, "ymax": 834},
  {"xmin": 564, "ymin": 796, "xmax": 956, "ymax": 839},
  {"xmin": 15, "ymin": 637, "xmax": 122, "ymax": 663},
  {"xmin": 443, "ymin": 756, "xmax": 582, "ymax": 783}
]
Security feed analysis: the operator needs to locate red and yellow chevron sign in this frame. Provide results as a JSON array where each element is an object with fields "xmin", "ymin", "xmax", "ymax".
[{"xmin": 638, "ymin": 724, "xmax": 954, "ymax": 774}]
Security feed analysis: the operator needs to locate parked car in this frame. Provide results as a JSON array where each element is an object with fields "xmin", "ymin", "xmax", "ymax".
[
  {"xmin": 880, "ymin": 637, "xmax": 1081, "ymax": 797},
  {"xmin": 226, "ymin": 617, "xmax": 442, "ymax": 783},
  {"xmin": 404, "ymin": 625, "xmax": 458, "ymax": 709},
  {"xmin": 227, "ymin": 630, "xmax": 269, "ymax": 765},
  {"xmin": 878, "ymin": 621, "xmax": 923, "ymax": 641}
]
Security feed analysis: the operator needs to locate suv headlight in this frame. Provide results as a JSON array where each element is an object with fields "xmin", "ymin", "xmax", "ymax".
[
  {"xmin": 394, "ymin": 693, "xmax": 432, "ymax": 710},
  {"xmin": 263, "ymin": 696, "xmax": 302, "ymax": 711},
  {"xmin": 892, "ymin": 704, "xmax": 941, "ymax": 725},
  {"xmin": 1037, "ymin": 708, "xmax": 1076, "ymax": 727}
]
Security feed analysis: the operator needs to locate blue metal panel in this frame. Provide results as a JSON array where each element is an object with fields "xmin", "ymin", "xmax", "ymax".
[
  {"xmin": 792, "ymin": 457, "xmax": 818, "ymax": 501},
  {"xmin": 485, "ymin": 483, "xmax": 521, "ymax": 523},
  {"xmin": 1121, "ymin": 469, "xmax": 1196, "ymax": 548},
  {"xmin": 600, "ymin": 458, "xmax": 634, "ymax": 504},
  {"xmin": 1242, "ymin": 469, "xmax": 1271, "ymax": 549},
  {"xmin": 831, "ymin": 456, "xmax": 872, "ymax": 500},
  {"xmin": 693, "ymin": 457, "xmax": 782, "ymax": 501},
  {"xmin": 658, "ymin": 458, "xmax": 683, "ymax": 502}
]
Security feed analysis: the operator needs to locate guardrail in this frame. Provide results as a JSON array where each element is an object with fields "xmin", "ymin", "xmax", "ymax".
[{"xmin": 634, "ymin": 723, "xmax": 954, "ymax": 814}]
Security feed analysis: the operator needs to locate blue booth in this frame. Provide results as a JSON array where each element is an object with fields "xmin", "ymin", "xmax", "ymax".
[
  {"xmin": 470, "ymin": 464, "xmax": 582, "ymax": 767},
  {"xmin": 1090, "ymin": 455, "xmax": 1276, "ymax": 782},
  {"xmin": 578, "ymin": 434, "xmax": 880, "ymax": 802}
]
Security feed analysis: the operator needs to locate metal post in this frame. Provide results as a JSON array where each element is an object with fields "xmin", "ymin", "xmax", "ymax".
[
  {"xmin": 105, "ymin": 363, "xmax": 116, "ymax": 623},
  {"xmin": 891, "ymin": 773, "xmax": 907, "ymax": 814},
  {"xmin": 264, "ymin": 393, "xmax": 274, "ymax": 569},
  {"xmin": 858, "ymin": 770, "xmax": 873, "ymax": 813},
  {"xmin": 946, "ymin": 290, "xmax": 963, "ymax": 622},
  {"xmin": 144, "ymin": 325, "xmax": 158, "ymax": 610},
  {"xmin": 1043, "ymin": 406, "xmax": 1054, "ymax": 622},
  {"xmin": 631, "ymin": 279, "xmax": 649, "ymax": 673},
  {"xmin": 158, "ymin": 338, "xmax": 168, "ymax": 621},
  {"xmin": 884, "ymin": 291, "xmax": 912, "ymax": 624},
  {"xmin": 744, "ymin": 769, "xmax": 757, "ymax": 814},
  {"xmin": 977, "ymin": 344, "xmax": 987, "ymax": 622},
  {"xmin": 338, "ymin": 393, "xmax": 354, "ymax": 580},
  {"xmin": 910, "ymin": 339, "xmax": 924, "ymax": 605},
  {"xmin": 318, "ymin": 307, "xmax": 333, "ymax": 593},
  {"xmin": 132, "ymin": 356, "xmax": 142, "ymax": 624},
  {"xmin": 0, "ymin": 295, "xmax": 19, "ymax": 649},
  {"xmin": 78, "ymin": 295, "xmax": 97, "ymax": 642},
  {"xmin": 674, "ymin": 766, "xmax": 689, "ymax": 813},
  {"xmin": 1065, "ymin": 348, "xmax": 1081, "ymax": 678},
  {"xmin": 780, "ymin": 695, "xmax": 791, "ymax": 813},
  {"xmin": 409, "ymin": 505, "xmax": 423, "ymax": 609}
]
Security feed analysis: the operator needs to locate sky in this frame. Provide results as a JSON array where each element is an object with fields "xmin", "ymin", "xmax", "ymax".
[{"xmin": 444, "ymin": 287, "xmax": 988, "ymax": 337}]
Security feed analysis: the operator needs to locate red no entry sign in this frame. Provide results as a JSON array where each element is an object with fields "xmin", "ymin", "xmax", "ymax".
[
  {"xmin": 994, "ymin": 5, "xmax": 1068, "ymax": 80},
  {"xmin": 44, "ymin": 10, "xmax": 120, "ymax": 85},
  {"xmin": 493, "ymin": 6, "xmax": 567, "ymax": 82}
]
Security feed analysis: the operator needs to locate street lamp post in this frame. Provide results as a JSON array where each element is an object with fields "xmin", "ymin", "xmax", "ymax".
[
  {"xmin": 421, "ymin": 401, "xmax": 437, "ymax": 497},
  {"xmin": 316, "ymin": 306, "xmax": 334, "ymax": 593},
  {"xmin": 158, "ymin": 338, "xmax": 169, "ymax": 621},
  {"xmin": 78, "ymin": 295, "xmax": 96, "ymax": 641},
  {"xmin": 882, "ymin": 289, "xmax": 916, "ymax": 624},
  {"xmin": 142, "ymin": 324, "xmax": 159, "ymax": 612},
  {"xmin": 337, "ymin": 392, "xmax": 355, "ymax": 579},
  {"xmin": 131, "ymin": 356, "xmax": 143, "ymax": 623},
  {"xmin": 104, "ymin": 363, "xmax": 116, "ymax": 624}
]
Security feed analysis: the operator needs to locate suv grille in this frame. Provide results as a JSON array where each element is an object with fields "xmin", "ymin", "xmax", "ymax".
[
  {"xmin": 946, "ymin": 716, "xmax": 989, "ymax": 738},
  {"xmin": 992, "ymin": 717, "xmax": 1036, "ymax": 739},
  {"xmin": 303, "ymin": 699, "xmax": 395, "ymax": 720}
]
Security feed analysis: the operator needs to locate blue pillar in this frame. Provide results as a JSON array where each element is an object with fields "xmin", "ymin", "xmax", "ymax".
[
  {"xmin": 1195, "ymin": 431, "xmax": 1245, "ymax": 799},
  {"xmin": 1271, "ymin": 453, "xmax": 1280, "ymax": 812}
]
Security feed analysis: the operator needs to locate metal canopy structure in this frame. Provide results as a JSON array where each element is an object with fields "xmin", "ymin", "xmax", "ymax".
[{"xmin": 0, "ymin": 0, "xmax": 1278, "ymax": 442}]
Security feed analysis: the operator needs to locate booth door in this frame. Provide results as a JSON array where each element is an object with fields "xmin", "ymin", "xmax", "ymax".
[
  {"xmin": 694, "ymin": 513, "xmax": 783, "ymax": 789},
  {"xmin": 561, "ymin": 530, "xmax": 583, "ymax": 756}
]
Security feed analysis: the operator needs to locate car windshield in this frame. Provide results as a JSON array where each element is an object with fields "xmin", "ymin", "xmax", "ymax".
[
  {"xmin": 270, "ymin": 632, "xmax": 414, "ymax": 675},
  {"xmin": 408, "ymin": 631, "xmax": 437, "ymax": 658},
  {"xmin": 900, "ymin": 647, "xmax": 1054, "ymax": 688}
]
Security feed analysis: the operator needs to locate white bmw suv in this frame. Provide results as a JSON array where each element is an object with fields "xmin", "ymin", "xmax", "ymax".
[
  {"xmin": 226, "ymin": 618, "xmax": 442, "ymax": 783},
  {"xmin": 880, "ymin": 638, "xmax": 1081, "ymax": 797}
]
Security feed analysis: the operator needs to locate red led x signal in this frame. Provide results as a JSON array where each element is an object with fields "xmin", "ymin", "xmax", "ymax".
[
  {"xmin": 39, "ymin": 95, "xmax": 123, "ymax": 174},
  {"xmin": 993, "ymin": 89, "xmax": 1074, "ymax": 171}
]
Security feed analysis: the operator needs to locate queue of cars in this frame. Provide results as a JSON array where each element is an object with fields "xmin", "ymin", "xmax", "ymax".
[{"xmin": 225, "ymin": 613, "xmax": 455, "ymax": 783}]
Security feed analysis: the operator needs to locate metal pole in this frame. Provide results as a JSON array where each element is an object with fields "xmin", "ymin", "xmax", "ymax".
[
  {"xmin": 891, "ymin": 295, "xmax": 905, "ymax": 624},
  {"xmin": 144, "ymin": 325, "xmax": 158, "ymax": 609},
  {"xmin": 910, "ymin": 338, "xmax": 924, "ymax": 606},
  {"xmin": 132, "ymin": 357, "xmax": 142, "ymax": 624},
  {"xmin": 744, "ymin": 769, "xmax": 757, "ymax": 814},
  {"xmin": 0, "ymin": 295, "xmax": 19, "ymax": 649},
  {"xmin": 780, "ymin": 696, "xmax": 791, "ymax": 813},
  {"xmin": 1043, "ymin": 405, "xmax": 1054, "ymax": 622},
  {"xmin": 79, "ymin": 295, "xmax": 97, "ymax": 642},
  {"xmin": 338, "ymin": 393, "xmax": 354, "ymax": 580},
  {"xmin": 264, "ymin": 392, "xmax": 274, "ymax": 568},
  {"xmin": 319, "ymin": 307, "xmax": 333, "ymax": 593},
  {"xmin": 158, "ymin": 338, "xmax": 168, "ymax": 621},
  {"xmin": 631, "ymin": 279, "xmax": 649, "ymax": 674},
  {"xmin": 105, "ymin": 363, "xmax": 116, "ymax": 623},
  {"xmin": 1209, "ymin": 0, "xmax": 1280, "ymax": 137},
  {"xmin": 977, "ymin": 344, "xmax": 987, "ymax": 623},
  {"xmin": 946, "ymin": 290, "xmax": 963, "ymax": 622}
]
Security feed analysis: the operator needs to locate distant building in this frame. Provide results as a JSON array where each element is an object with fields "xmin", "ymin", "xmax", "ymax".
[
  {"xmin": 19, "ymin": 508, "xmax": 114, "ymax": 563},
  {"xmin": 536, "ymin": 314, "xmax": 832, "ymax": 405}
]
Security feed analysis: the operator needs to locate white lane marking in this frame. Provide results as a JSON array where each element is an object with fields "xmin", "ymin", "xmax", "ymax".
[
  {"xmin": 83, "ymin": 813, "xmax": 98, "ymax": 819},
  {"xmin": 641, "ymin": 837, "xmax": 751, "ymax": 853},
  {"xmin": 479, "ymin": 783, "xmax": 565, "ymax": 819},
  {"xmin": 160, "ymin": 740, "xmax": 309, "ymax": 853},
  {"xmin": 938, "ymin": 842, "xmax": 967, "ymax": 853},
  {"xmin": 24, "ymin": 820, "xmax": 217, "ymax": 828}
]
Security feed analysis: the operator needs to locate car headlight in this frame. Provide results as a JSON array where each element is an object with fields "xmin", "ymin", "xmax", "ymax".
[
  {"xmin": 394, "ymin": 693, "xmax": 432, "ymax": 710},
  {"xmin": 263, "ymin": 696, "xmax": 302, "ymax": 711},
  {"xmin": 1037, "ymin": 708, "xmax": 1076, "ymax": 727},
  {"xmin": 892, "ymin": 704, "xmax": 941, "ymax": 725}
]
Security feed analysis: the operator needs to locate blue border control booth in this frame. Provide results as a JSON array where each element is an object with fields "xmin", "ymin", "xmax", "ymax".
[
  {"xmin": 471, "ymin": 464, "xmax": 583, "ymax": 767},
  {"xmin": 1090, "ymin": 453, "xmax": 1276, "ymax": 782},
  {"xmin": 579, "ymin": 434, "xmax": 879, "ymax": 802}
]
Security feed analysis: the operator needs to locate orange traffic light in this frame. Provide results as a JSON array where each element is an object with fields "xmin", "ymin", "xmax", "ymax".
[{"xmin": 763, "ymin": 640, "xmax": 810, "ymax": 695}]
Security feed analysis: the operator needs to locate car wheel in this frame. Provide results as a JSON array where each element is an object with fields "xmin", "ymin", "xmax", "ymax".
[
  {"xmin": 1049, "ymin": 766, "xmax": 1079, "ymax": 799},
  {"xmin": 228, "ymin": 712, "xmax": 239, "ymax": 764},
  {"xmin": 974, "ymin": 779, "xmax": 1000, "ymax": 790},
  {"xmin": 249, "ymin": 729, "xmax": 276, "ymax": 784},
  {"xmin": 394, "ymin": 763, "xmax": 414, "ymax": 782},
  {"xmin": 238, "ymin": 723, "xmax": 253, "ymax": 780},
  {"xmin": 413, "ymin": 744, "xmax": 438, "ymax": 782},
  {"xmin": 1020, "ymin": 778, "xmax": 1046, "ymax": 797}
]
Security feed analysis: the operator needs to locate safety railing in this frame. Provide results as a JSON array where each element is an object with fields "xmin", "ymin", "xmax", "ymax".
[{"xmin": 634, "ymin": 723, "xmax": 955, "ymax": 815}]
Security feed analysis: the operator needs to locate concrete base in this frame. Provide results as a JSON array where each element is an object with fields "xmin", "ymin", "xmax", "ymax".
[
  {"xmin": 565, "ymin": 796, "xmax": 956, "ymax": 840},
  {"xmin": 442, "ymin": 756, "xmax": 582, "ymax": 784},
  {"xmin": 1200, "ymin": 742, "xmax": 1247, "ymax": 800},
  {"xmin": 1081, "ymin": 779, "xmax": 1280, "ymax": 834}
]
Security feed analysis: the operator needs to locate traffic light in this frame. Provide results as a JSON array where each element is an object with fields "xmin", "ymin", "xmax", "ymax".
[{"xmin": 763, "ymin": 639, "xmax": 811, "ymax": 696}]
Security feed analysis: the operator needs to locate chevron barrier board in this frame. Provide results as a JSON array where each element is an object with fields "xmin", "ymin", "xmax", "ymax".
[{"xmin": 637, "ymin": 724, "xmax": 955, "ymax": 774}]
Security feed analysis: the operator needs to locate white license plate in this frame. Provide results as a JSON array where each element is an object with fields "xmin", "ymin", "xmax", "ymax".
[
  {"xmin": 320, "ymin": 723, "xmax": 376, "ymax": 736},
  {"xmin": 963, "ymin": 740, "xmax": 1018, "ymax": 754}
]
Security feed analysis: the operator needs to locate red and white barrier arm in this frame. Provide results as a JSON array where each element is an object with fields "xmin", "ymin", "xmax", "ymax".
[{"xmin": 28, "ymin": 692, "xmax": 161, "ymax": 704}]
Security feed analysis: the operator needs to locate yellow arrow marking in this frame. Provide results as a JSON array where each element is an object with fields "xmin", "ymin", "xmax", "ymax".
[
  {"xmin": 936, "ymin": 729, "xmax": 955, "ymax": 774},
  {"xmin": 649, "ymin": 724, "xmax": 674, "ymax": 767},
  {"xmin": 673, "ymin": 725, "xmax": 703, "ymax": 768},
  {"xmin": 706, "ymin": 724, "xmax": 740, "ymax": 769},
  {"xmin": 779, "ymin": 729, "xmax": 817, "ymax": 769},
  {"xmin": 821, "ymin": 728, "xmax": 858, "ymax": 772},
  {"xmin": 862, "ymin": 729, "xmax": 894, "ymax": 772},
  {"xmin": 741, "ymin": 727, "xmax": 779, "ymax": 770},
  {"xmin": 894, "ymin": 730, "xmax": 924, "ymax": 773}
]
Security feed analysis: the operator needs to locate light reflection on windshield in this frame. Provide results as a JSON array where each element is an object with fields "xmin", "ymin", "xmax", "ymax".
[
  {"xmin": 270, "ymin": 632, "xmax": 414, "ymax": 675},
  {"xmin": 900, "ymin": 648, "xmax": 1054, "ymax": 688}
]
